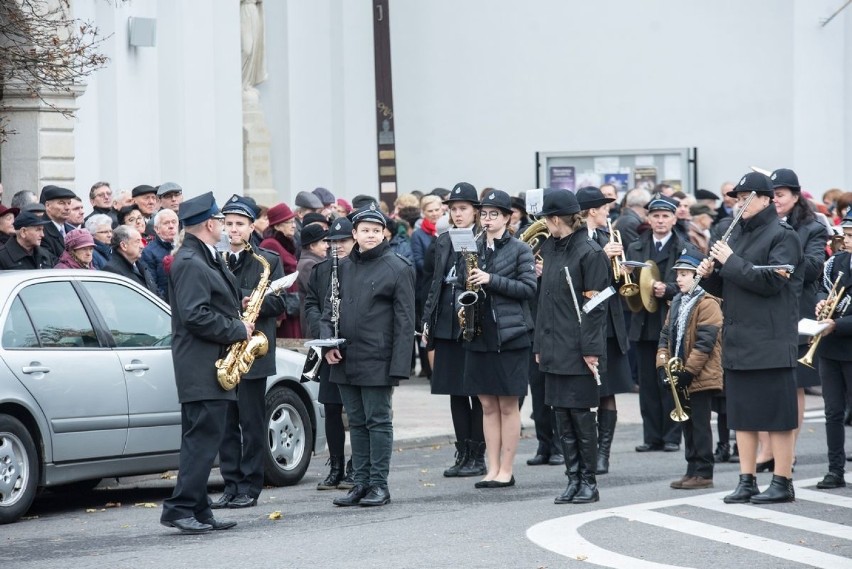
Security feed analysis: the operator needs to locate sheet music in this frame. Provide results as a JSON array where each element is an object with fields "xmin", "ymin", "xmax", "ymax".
[{"xmin": 449, "ymin": 228, "xmax": 478, "ymax": 252}]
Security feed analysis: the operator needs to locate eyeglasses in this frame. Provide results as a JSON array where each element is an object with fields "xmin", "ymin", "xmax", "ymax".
[{"xmin": 479, "ymin": 210, "xmax": 502, "ymax": 219}]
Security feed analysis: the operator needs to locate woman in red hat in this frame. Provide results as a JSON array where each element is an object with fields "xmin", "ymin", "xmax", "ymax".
[
  {"xmin": 260, "ymin": 203, "xmax": 302, "ymax": 338},
  {"xmin": 0, "ymin": 204, "xmax": 20, "ymax": 245}
]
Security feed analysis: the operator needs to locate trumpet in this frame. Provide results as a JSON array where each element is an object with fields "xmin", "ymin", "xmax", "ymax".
[
  {"xmin": 798, "ymin": 271, "xmax": 845, "ymax": 369},
  {"xmin": 664, "ymin": 357, "xmax": 690, "ymax": 422},
  {"xmin": 607, "ymin": 219, "xmax": 639, "ymax": 299}
]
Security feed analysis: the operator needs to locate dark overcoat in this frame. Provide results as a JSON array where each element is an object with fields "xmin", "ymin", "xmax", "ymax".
[
  {"xmin": 168, "ymin": 233, "xmax": 247, "ymax": 403},
  {"xmin": 592, "ymin": 227, "xmax": 629, "ymax": 353},
  {"xmin": 534, "ymin": 230, "xmax": 610, "ymax": 375},
  {"xmin": 791, "ymin": 218, "xmax": 828, "ymax": 345},
  {"xmin": 320, "ymin": 241, "xmax": 415, "ymax": 386},
  {"xmin": 421, "ymin": 231, "xmax": 462, "ymax": 345},
  {"xmin": 0, "ymin": 238, "xmax": 54, "ymax": 270},
  {"xmin": 103, "ymin": 250, "xmax": 159, "ymax": 295}
]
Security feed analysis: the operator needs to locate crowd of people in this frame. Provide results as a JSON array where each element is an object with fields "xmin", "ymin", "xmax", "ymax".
[{"xmin": 1, "ymin": 174, "xmax": 848, "ymax": 532}]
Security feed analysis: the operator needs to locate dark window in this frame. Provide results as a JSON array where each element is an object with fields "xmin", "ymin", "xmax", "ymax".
[
  {"xmin": 82, "ymin": 281, "xmax": 171, "ymax": 348},
  {"xmin": 18, "ymin": 282, "xmax": 99, "ymax": 348},
  {"xmin": 2, "ymin": 297, "xmax": 40, "ymax": 348}
]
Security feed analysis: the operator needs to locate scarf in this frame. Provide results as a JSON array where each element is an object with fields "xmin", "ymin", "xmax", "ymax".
[
  {"xmin": 674, "ymin": 286, "xmax": 704, "ymax": 359},
  {"xmin": 421, "ymin": 217, "xmax": 437, "ymax": 237}
]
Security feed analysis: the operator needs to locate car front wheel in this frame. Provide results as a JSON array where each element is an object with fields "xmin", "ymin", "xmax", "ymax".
[
  {"xmin": 264, "ymin": 387, "xmax": 313, "ymax": 486},
  {"xmin": 0, "ymin": 415, "xmax": 39, "ymax": 524}
]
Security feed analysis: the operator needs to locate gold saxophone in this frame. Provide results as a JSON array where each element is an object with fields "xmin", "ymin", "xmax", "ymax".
[
  {"xmin": 457, "ymin": 240, "xmax": 483, "ymax": 342},
  {"xmin": 215, "ymin": 241, "xmax": 271, "ymax": 391},
  {"xmin": 520, "ymin": 219, "xmax": 548, "ymax": 264}
]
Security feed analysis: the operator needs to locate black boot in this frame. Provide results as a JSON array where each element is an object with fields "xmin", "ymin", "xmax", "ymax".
[
  {"xmin": 571, "ymin": 410, "xmax": 600, "ymax": 504},
  {"xmin": 443, "ymin": 441, "xmax": 468, "ymax": 477},
  {"xmin": 713, "ymin": 442, "xmax": 731, "ymax": 463},
  {"xmin": 554, "ymin": 410, "xmax": 580, "ymax": 504},
  {"xmin": 729, "ymin": 442, "xmax": 740, "ymax": 463},
  {"xmin": 337, "ymin": 458, "xmax": 355, "ymax": 490},
  {"xmin": 458, "ymin": 441, "xmax": 487, "ymax": 476},
  {"xmin": 723, "ymin": 474, "xmax": 760, "ymax": 504},
  {"xmin": 750, "ymin": 474, "xmax": 795, "ymax": 504},
  {"xmin": 316, "ymin": 455, "xmax": 345, "ymax": 490},
  {"xmin": 596, "ymin": 409, "xmax": 617, "ymax": 475}
]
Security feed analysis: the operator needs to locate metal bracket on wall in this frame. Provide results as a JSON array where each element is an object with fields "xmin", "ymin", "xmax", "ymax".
[{"xmin": 820, "ymin": 0, "xmax": 851, "ymax": 27}]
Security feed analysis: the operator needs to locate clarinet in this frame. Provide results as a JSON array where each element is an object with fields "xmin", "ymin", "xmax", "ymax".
[{"xmin": 330, "ymin": 242, "xmax": 340, "ymax": 339}]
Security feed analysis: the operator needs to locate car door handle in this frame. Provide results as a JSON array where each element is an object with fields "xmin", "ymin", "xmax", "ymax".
[
  {"xmin": 22, "ymin": 365, "xmax": 50, "ymax": 374},
  {"xmin": 124, "ymin": 363, "xmax": 150, "ymax": 371}
]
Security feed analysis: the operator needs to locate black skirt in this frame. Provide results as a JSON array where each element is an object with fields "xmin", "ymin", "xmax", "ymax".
[
  {"xmin": 599, "ymin": 337, "xmax": 633, "ymax": 397},
  {"xmin": 795, "ymin": 345, "xmax": 820, "ymax": 388},
  {"xmin": 431, "ymin": 339, "xmax": 470, "ymax": 396},
  {"xmin": 464, "ymin": 347, "xmax": 529, "ymax": 397},
  {"xmin": 545, "ymin": 372, "xmax": 599, "ymax": 409},
  {"xmin": 318, "ymin": 363, "xmax": 342, "ymax": 405},
  {"xmin": 726, "ymin": 368, "xmax": 797, "ymax": 431}
]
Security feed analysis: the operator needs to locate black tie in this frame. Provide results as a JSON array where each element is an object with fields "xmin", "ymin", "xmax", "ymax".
[
  {"xmin": 228, "ymin": 253, "xmax": 238, "ymax": 269},
  {"xmin": 655, "ymin": 241, "xmax": 663, "ymax": 253}
]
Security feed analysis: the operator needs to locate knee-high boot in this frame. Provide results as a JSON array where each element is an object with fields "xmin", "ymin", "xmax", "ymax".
[
  {"xmin": 571, "ymin": 409, "xmax": 600, "ymax": 504},
  {"xmin": 554, "ymin": 409, "xmax": 580, "ymax": 504},
  {"xmin": 596, "ymin": 409, "xmax": 617, "ymax": 475}
]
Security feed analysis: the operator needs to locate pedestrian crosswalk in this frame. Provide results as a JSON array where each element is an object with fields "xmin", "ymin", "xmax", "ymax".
[{"xmin": 526, "ymin": 476, "xmax": 852, "ymax": 569}]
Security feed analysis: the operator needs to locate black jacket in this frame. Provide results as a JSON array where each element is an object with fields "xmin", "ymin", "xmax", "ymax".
[
  {"xmin": 815, "ymin": 251, "xmax": 852, "ymax": 361},
  {"xmin": 168, "ymin": 233, "xmax": 247, "ymax": 403},
  {"xmin": 0, "ymin": 238, "xmax": 54, "ymax": 270},
  {"xmin": 534, "ymin": 230, "xmax": 610, "ymax": 375},
  {"xmin": 320, "ymin": 241, "xmax": 415, "ymax": 386},
  {"xmin": 84, "ymin": 206, "xmax": 119, "ymax": 228},
  {"xmin": 791, "ymin": 219, "xmax": 828, "ymax": 345},
  {"xmin": 41, "ymin": 221, "xmax": 75, "ymax": 261},
  {"xmin": 613, "ymin": 208, "xmax": 643, "ymax": 249},
  {"xmin": 421, "ymin": 231, "xmax": 463, "ymax": 345},
  {"xmin": 626, "ymin": 230, "xmax": 697, "ymax": 342},
  {"xmin": 305, "ymin": 257, "xmax": 335, "ymax": 340},
  {"xmin": 702, "ymin": 203, "xmax": 803, "ymax": 370},
  {"xmin": 102, "ymin": 251, "xmax": 159, "ymax": 295},
  {"xmin": 464, "ymin": 232, "xmax": 537, "ymax": 351},
  {"xmin": 228, "ymin": 246, "xmax": 287, "ymax": 379},
  {"xmin": 592, "ymin": 227, "xmax": 629, "ymax": 354}
]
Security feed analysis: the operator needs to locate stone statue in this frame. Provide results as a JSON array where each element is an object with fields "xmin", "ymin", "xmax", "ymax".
[{"xmin": 241, "ymin": 0, "xmax": 267, "ymax": 90}]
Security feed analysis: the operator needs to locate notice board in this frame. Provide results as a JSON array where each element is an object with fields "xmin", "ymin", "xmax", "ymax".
[{"xmin": 535, "ymin": 148, "xmax": 698, "ymax": 198}]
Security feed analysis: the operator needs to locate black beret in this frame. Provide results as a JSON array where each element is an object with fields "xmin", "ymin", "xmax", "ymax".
[
  {"xmin": 14, "ymin": 211, "xmax": 52, "ymax": 229},
  {"xmin": 40, "ymin": 185, "xmax": 76, "ymax": 204},
  {"xmin": 131, "ymin": 185, "xmax": 157, "ymax": 198},
  {"xmin": 694, "ymin": 188, "xmax": 720, "ymax": 201},
  {"xmin": 302, "ymin": 212, "xmax": 329, "ymax": 226}
]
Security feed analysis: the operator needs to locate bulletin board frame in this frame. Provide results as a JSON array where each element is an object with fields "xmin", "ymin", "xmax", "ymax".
[{"xmin": 535, "ymin": 147, "xmax": 698, "ymax": 197}]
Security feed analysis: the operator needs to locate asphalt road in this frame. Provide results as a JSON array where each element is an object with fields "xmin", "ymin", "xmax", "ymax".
[{"xmin": 3, "ymin": 422, "xmax": 850, "ymax": 569}]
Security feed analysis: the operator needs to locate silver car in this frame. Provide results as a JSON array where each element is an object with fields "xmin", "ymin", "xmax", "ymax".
[{"xmin": 0, "ymin": 270, "xmax": 325, "ymax": 524}]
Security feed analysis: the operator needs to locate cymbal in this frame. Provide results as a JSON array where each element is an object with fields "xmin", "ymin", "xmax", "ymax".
[{"xmin": 639, "ymin": 259, "xmax": 661, "ymax": 313}]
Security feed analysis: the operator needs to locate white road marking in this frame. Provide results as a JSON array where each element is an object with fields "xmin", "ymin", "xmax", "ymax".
[{"xmin": 527, "ymin": 476, "xmax": 852, "ymax": 569}]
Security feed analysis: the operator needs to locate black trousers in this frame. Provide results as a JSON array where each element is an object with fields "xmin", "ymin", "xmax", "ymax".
[
  {"xmin": 528, "ymin": 351, "xmax": 559, "ymax": 455},
  {"xmin": 161, "ymin": 400, "xmax": 229, "ymax": 522},
  {"xmin": 819, "ymin": 357, "xmax": 852, "ymax": 474},
  {"xmin": 218, "ymin": 378, "xmax": 267, "ymax": 498},
  {"xmin": 684, "ymin": 390, "xmax": 715, "ymax": 479},
  {"xmin": 637, "ymin": 340, "xmax": 682, "ymax": 446}
]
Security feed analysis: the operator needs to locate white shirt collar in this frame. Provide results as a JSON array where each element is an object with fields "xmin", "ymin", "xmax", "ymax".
[{"xmin": 654, "ymin": 232, "xmax": 673, "ymax": 249}]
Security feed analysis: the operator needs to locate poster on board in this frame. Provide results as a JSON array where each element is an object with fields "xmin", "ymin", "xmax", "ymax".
[
  {"xmin": 633, "ymin": 166, "xmax": 658, "ymax": 191},
  {"xmin": 549, "ymin": 166, "xmax": 576, "ymax": 191}
]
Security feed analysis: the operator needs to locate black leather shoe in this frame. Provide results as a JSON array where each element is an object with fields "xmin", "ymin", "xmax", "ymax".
[
  {"xmin": 723, "ymin": 474, "xmax": 760, "ymax": 504},
  {"xmin": 227, "ymin": 494, "xmax": 257, "ymax": 508},
  {"xmin": 526, "ymin": 454, "xmax": 550, "ymax": 466},
  {"xmin": 161, "ymin": 517, "xmax": 213, "ymax": 534},
  {"xmin": 816, "ymin": 472, "xmax": 846, "ymax": 489},
  {"xmin": 488, "ymin": 476, "xmax": 515, "ymax": 488},
  {"xmin": 635, "ymin": 443, "xmax": 663, "ymax": 452},
  {"xmin": 755, "ymin": 458, "xmax": 775, "ymax": 473},
  {"xmin": 198, "ymin": 517, "xmax": 237, "ymax": 531},
  {"xmin": 750, "ymin": 474, "xmax": 795, "ymax": 504},
  {"xmin": 663, "ymin": 443, "xmax": 680, "ymax": 452},
  {"xmin": 209, "ymin": 492, "xmax": 235, "ymax": 509},
  {"xmin": 333, "ymin": 483, "xmax": 370, "ymax": 506},
  {"xmin": 474, "ymin": 479, "xmax": 495, "ymax": 488},
  {"xmin": 548, "ymin": 453, "xmax": 564, "ymax": 466},
  {"xmin": 554, "ymin": 475, "xmax": 580, "ymax": 504},
  {"xmin": 359, "ymin": 485, "xmax": 391, "ymax": 506}
]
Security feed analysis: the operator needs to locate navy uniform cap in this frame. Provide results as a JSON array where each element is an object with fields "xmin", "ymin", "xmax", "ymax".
[
  {"xmin": 770, "ymin": 168, "xmax": 800, "ymax": 191},
  {"xmin": 728, "ymin": 172, "xmax": 773, "ymax": 198},
  {"xmin": 40, "ymin": 185, "xmax": 76, "ymax": 204},
  {"xmin": 221, "ymin": 194, "xmax": 257, "ymax": 220},
  {"xmin": 576, "ymin": 186, "xmax": 615, "ymax": 211},
  {"xmin": 672, "ymin": 248, "xmax": 704, "ymax": 271},
  {"xmin": 646, "ymin": 196, "xmax": 678, "ymax": 213},
  {"xmin": 14, "ymin": 211, "xmax": 52, "ymax": 230},
  {"xmin": 326, "ymin": 217, "xmax": 354, "ymax": 240},
  {"xmin": 179, "ymin": 191, "xmax": 223, "ymax": 225},
  {"xmin": 132, "ymin": 184, "xmax": 157, "ymax": 198},
  {"xmin": 539, "ymin": 189, "xmax": 580, "ymax": 216},
  {"xmin": 348, "ymin": 203, "xmax": 386, "ymax": 227},
  {"xmin": 444, "ymin": 182, "xmax": 480, "ymax": 205}
]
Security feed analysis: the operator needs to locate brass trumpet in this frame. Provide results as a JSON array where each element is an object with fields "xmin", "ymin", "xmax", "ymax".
[
  {"xmin": 664, "ymin": 357, "xmax": 690, "ymax": 422},
  {"xmin": 799, "ymin": 271, "xmax": 845, "ymax": 369},
  {"xmin": 607, "ymin": 219, "xmax": 639, "ymax": 299}
]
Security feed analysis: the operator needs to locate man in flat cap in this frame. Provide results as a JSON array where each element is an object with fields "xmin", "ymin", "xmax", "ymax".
[
  {"xmin": 158, "ymin": 182, "xmax": 184, "ymax": 214},
  {"xmin": 209, "ymin": 194, "xmax": 288, "ymax": 510},
  {"xmin": 323, "ymin": 205, "xmax": 415, "ymax": 507},
  {"xmin": 626, "ymin": 196, "xmax": 700, "ymax": 454},
  {"xmin": 39, "ymin": 185, "xmax": 77, "ymax": 260},
  {"xmin": 0, "ymin": 211, "xmax": 54, "ymax": 270},
  {"xmin": 161, "ymin": 191, "xmax": 250, "ymax": 534}
]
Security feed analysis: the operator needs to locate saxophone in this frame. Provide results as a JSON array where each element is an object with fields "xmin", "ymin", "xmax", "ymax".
[
  {"xmin": 457, "ymin": 236, "xmax": 484, "ymax": 342},
  {"xmin": 215, "ymin": 241, "xmax": 271, "ymax": 391}
]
